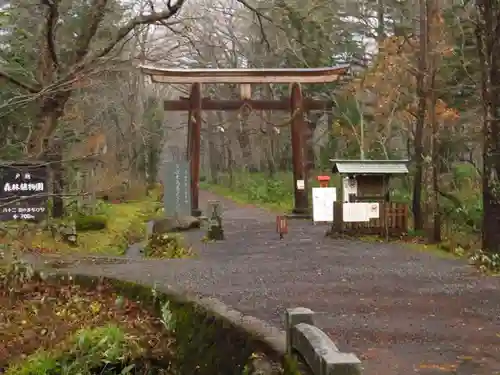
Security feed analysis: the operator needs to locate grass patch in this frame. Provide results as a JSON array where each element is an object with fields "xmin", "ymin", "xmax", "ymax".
[
  {"xmin": 7, "ymin": 325, "xmax": 145, "ymax": 375},
  {"xmin": 200, "ymin": 171, "xmax": 333, "ymax": 212},
  {"xmin": 408, "ymin": 241, "xmax": 499, "ymax": 274},
  {"xmin": 1, "ymin": 198, "xmax": 161, "ymax": 256},
  {"xmin": 354, "ymin": 233, "xmax": 463, "ymax": 259},
  {"xmin": 406, "ymin": 243, "xmax": 460, "ymax": 259},
  {"xmin": 143, "ymin": 233, "xmax": 194, "ymax": 259},
  {"xmin": 0, "ymin": 259, "xmax": 172, "ymax": 373}
]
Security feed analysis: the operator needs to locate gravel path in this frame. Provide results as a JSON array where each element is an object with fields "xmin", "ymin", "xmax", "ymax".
[{"xmin": 41, "ymin": 191, "xmax": 500, "ymax": 375}]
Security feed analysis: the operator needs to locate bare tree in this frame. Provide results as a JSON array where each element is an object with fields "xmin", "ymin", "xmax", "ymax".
[{"xmin": 0, "ymin": 0, "xmax": 188, "ymax": 158}]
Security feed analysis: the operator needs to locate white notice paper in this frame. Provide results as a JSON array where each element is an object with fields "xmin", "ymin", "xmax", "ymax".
[
  {"xmin": 367, "ymin": 203, "xmax": 380, "ymax": 219},
  {"xmin": 342, "ymin": 177, "xmax": 358, "ymax": 202},
  {"xmin": 296, "ymin": 180, "xmax": 305, "ymax": 190},
  {"xmin": 312, "ymin": 187, "xmax": 336, "ymax": 222},
  {"xmin": 342, "ymin": 203, "xmax": 370, "ymax": 222}
]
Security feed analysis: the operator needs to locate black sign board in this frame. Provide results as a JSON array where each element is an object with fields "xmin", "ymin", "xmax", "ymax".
[{"xmin": 0, "ymin": 163, "xmax": 49, "ymax": 222}]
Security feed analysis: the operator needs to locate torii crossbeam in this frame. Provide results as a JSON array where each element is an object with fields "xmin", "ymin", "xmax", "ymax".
[{"xmin": 140, "ymin": 65, "xmax": 349, "ymax": 217}]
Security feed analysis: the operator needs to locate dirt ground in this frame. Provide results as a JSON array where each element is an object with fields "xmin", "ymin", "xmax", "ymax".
[{"xmin": 26, "ymin": 191, "xmax": 500, "ymax": 375}]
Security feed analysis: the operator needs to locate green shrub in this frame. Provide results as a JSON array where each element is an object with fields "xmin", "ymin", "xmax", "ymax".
[
  {"xmin": 144, "ymin": 233, "xmax": 193, "ymax": 258},
  {"xmin": 470, "ymin": 249, "xmax": 500, "ymax": 274},
  {"xmin": 122, "ymin": 218, "xmax": 146, "ymax": 244},
  {"xmin": 201, "ymin": 171, "xmax": 295, "ymax": 211},
  {"xmin": 73, "ymin": 215, "xmax": 108, "ymax": 231},
  {"xmin": 7, "ymin": 325, "xmax": 141, "ymax": 375}
]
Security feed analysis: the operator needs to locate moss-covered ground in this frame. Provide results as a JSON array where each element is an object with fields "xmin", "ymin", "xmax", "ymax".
[{"xmin": 0, "ymin": 197, "xmax": 162, "ymax": 256}]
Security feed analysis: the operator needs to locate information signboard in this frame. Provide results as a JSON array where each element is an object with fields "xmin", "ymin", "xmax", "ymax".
[
  {"xmin": 0, "ymin": 163, "xmax": 48, "ymax": 222},
  {"xmin": 312, "ymin": 187, "xmax": 336, "ymax": 223}
]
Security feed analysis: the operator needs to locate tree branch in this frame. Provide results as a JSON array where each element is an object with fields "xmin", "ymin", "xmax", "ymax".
[
  {"xmin": 0, "ymin": 69, "xmax": 41, "ymax": 93},
  {"xmin": 437, "ymin": 189, "xmax": 462, "ymax": 209},
  {"xmin": 236, "ymin": 0, "xmax": 274, "ymax": 23},
  {"xmin": 85, "ymin": 0, "xmax": 186, "ymax": 65},
  {"xmin": 73, "ymin": 0, "xmax": 109, "ymax": 64},
  {"xmin": 41, "ymin": 0, "xmax": 60, "ymax": 69},
  {"xmin": 237, "ymin": 0, "xmax": 273, "ymax": 50}
]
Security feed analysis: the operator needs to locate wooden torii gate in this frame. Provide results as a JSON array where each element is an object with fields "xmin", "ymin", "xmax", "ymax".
[{"xmin": 140, "ymin": 65, "xmax": 349, "ymax": 217}]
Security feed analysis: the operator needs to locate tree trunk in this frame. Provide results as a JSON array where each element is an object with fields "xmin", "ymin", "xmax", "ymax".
[
  {"xmin": 227, "ymin": 131, "xmax": 234, "ymax": 188},
  {"xmin": 376, "ymin": 0, "xmax": 386, "ymax": 44},
  {"xmin": 263, "ymin": 110, "xmax": 277, "ymax": 178},
  {"xmin": 428, "ymin": 0, "xmax": 441, "ymax": 243},
  {"xmin": 412, "ymin": 0, "xmax": 428, "ymax": 232},
  {"xmin": 305, "ymin": 112, "xmax": 323, "ymax": 170},
  {"xmin": 50, "ymin": 140, "xmax": 64, "ymax": 218},
  {"xmin": 476, "ymin": 0, "xmax": 500, "ymax": 253},
  {"xmin": 237, "ymin": 106, "xmax": 256, "ymax": 172},
  {"xmin": 429, "ymin": 69, "xmax": 441, "ymax": 242},
  {"xmin": 147, "ymin": 130, "xmax": 160, "ymax": 185},
  {"xmin": 208, "ymin": 137, "xmax": 219, "ymax": 184},
  {"xmin": 482, "ymin": 151, "xmax": 500, "ymax": 254},
  {"xmin": 209, "ymin": 113, "xmax": 224, "ymax": 184},
  {"xmin": 27, "ymin": 93, "xmax": 71, "ymax": 157}
]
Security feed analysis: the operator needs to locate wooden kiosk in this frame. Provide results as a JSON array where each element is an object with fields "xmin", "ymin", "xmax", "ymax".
[{"xmin": 329, "ymin": 159, "xmax": 409, "ymax": 237}]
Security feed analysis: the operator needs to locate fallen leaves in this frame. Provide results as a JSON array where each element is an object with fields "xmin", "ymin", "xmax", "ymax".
[
  {"xmin": 417, "ymin": 362, "xmax": 461, "ymax": 373},
  {"xmin": 0, "ymin": 279, "xmax": 171, "ymax": 369}
]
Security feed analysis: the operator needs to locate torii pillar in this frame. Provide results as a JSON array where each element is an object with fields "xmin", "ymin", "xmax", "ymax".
[
  {"xmin": 290, "ymin": 82, "xmax": 310, "ymax": 217},
  {"xmin": 187, "ymin": 82, "xmax": 202, "ymax": 217}
]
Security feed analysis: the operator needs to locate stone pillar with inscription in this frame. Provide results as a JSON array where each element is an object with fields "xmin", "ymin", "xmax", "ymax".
[{"xmin": 163, "ymin": 160, "xmax": 192, "ymax": 217}]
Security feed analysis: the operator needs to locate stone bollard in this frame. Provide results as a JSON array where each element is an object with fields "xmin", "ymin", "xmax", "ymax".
[
  {"xmin": 284, "ymin": 307, "xmax": 362, "ymax": 375},
  {"xmin": 285, "ymin": 307, "xmax": 315, "ymax": 354}
]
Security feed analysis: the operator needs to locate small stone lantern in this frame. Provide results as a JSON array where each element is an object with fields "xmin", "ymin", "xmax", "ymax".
[{"xmin": 207, "ymin": 200, "xmax": 224, "ymax": 240}]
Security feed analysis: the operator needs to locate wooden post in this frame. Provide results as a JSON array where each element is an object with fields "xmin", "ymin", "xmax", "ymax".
[
  {"xmin": 290, "ymin": 82, "xmax": 309, "ymax": 215},
  {"xmin": 276, "ymin": 215, "xmax": 289, "ymax": 239},
  {"xmin": 45, "ymin": 139, "xmax": 64, "ymax": 218},
  {"xmin": 333, "ymin": 202, "xmax": 342, "ymax": 233},
  {"xmin": 188, "ymin": 83, "xmax": 202, "ymax": 217},
  {"xmin": 186, "ymin": 105, "xmax": 192, "ymax": 161}
]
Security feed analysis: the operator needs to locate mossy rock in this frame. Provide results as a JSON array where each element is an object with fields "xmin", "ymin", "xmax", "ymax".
[
  {"xmin": 151, "ymin": 216, "xmax": 200, "ymax": 235},
  {"xmin": 73, "ymin": 215, "xmax": 108, "ymax": 231}
]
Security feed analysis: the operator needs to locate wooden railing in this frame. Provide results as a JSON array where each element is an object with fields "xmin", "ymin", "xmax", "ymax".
[{"xmin": 332, "ymin": 202, "xmax": 408, "ymax": 237}]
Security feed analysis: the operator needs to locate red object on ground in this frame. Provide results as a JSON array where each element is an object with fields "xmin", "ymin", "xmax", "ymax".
[
  {"xmin": 276, "ymin": 215, "xmax": 288, "ymax": 239},
  {"xmin": 317, "ymin": 175, "xmax": 331, "ymax": 188}
]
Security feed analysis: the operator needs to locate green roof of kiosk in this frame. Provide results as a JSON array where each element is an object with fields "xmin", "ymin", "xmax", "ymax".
[{"xmin": 330, "ymin": 159, "xmax": 409, "ymax": 175}]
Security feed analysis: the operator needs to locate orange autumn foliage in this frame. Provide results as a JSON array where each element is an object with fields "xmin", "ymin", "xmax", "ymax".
[{"xmin": 344, "ymin": 8, "xmax": 459, "ymax": 144}]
